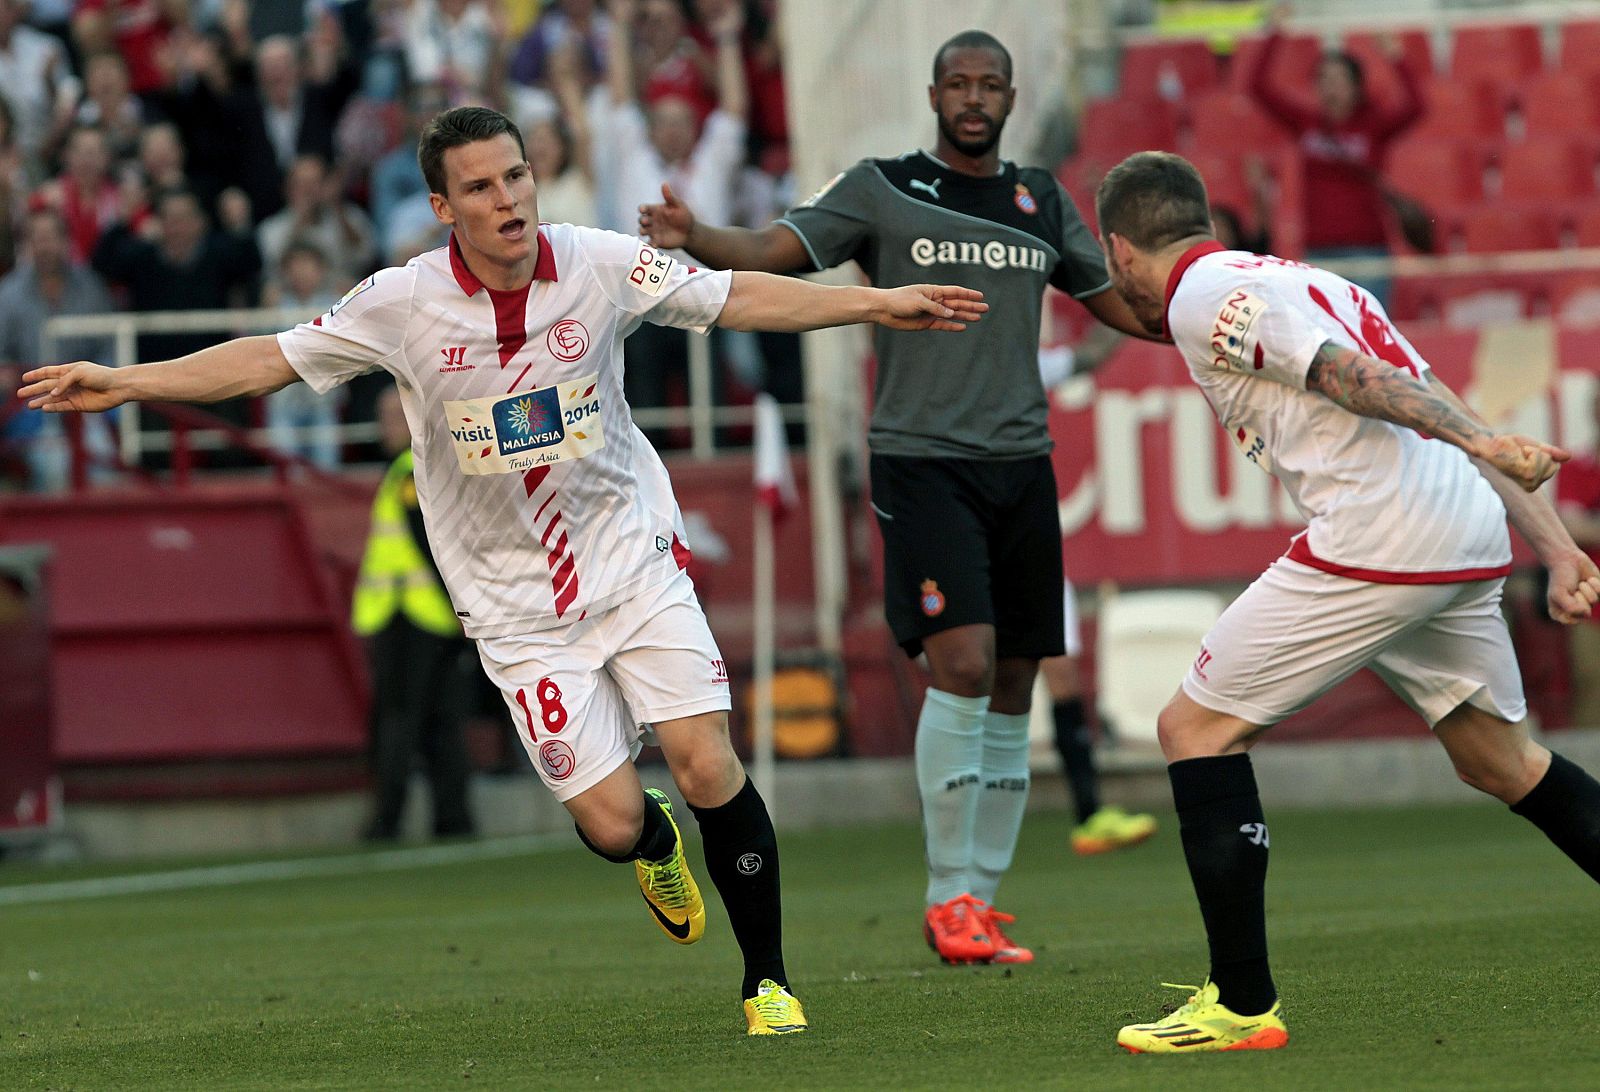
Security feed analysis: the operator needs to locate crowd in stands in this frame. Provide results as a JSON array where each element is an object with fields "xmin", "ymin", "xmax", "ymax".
[
  {"xmin": 1058, "ymin": 11, "xmax": 1600, "ymax": 336},
  {"xmin": 0, "ymin": 0, "xmax": 794, "ymax": 491}
]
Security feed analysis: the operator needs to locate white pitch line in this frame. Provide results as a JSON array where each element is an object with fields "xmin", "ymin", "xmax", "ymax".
[{"xmin": 0, "ymin": 832, "xmax": 572, "ymax": 906}]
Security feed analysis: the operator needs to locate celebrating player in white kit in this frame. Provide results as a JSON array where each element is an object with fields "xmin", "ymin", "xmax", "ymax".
[
  {"xmin": 1091, "ymin": 151, "xmax": 1600, "ymax": 1054},
  {"xmin": 16, "ymin": 107, "xmax": 987, "ymax": 1037}
]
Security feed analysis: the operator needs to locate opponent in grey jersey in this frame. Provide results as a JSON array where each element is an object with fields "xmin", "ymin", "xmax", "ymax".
[
  {"xmin": 778, "ymin": 149, "xmax": 1109, "ymax": 459},
  {"xmin": 638, "ymin": 30, "xmax": 1155, "ymax": 967}
]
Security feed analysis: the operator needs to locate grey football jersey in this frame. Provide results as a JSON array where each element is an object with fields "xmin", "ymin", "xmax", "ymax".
[{"xmin": 777, "ymin": 149, "xmax": 1110, "ymax": 459}]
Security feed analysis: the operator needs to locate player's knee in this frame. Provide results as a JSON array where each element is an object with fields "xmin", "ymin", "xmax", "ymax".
[
  {"xmin": 577, "ymin": 810, "xmax": 645, "ymax": 859},
  {"xmin": 670, "ymin": 742, "xmax": 743, "ymax": 809},
  {"xmin": 1451, "ymin": 741, "xmax": 1545, "ymax": 804},
  {"xmin": 931, "ymin": 647, "xmax": 994, "ymax": 696}
]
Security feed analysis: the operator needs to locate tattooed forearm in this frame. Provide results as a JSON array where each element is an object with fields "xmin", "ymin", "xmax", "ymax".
[{"xmin": 1304, "ymin": 340, "xmax": 1492, "ymax": 456}]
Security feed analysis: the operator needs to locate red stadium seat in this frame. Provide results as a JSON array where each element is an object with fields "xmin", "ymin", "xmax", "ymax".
[
  {"xmin": 1557, "ymin": 20, "xmax": 1600, "ymax": 78},
  {"xmin": 1451, "ymin": 205, "xmax": 1561, "ymax": 252},
  {"xmin": 1570, "ymin": 205, "xmax": 1600, "ymax": 247},
  {"xmin": 1384, "ymin": 136, "xmax": 1486, "ymax": 206},
  {"xmin": 1343, "ymin": 29, "xmax": 1436, "ymax": 109},
  {"xmin": 1226, "ymin": 33, "xmax": 1322, "ymax": 92},
  {"xmin": 1078, "ymin": 96, "xmax": 1181, "ymax": 159},
  {"xmin": 1515, "ymin": 72, "xmax": 1600, "ymax": 136},
  {"xmin": 1184, "ymin": 151, "xmax": 1251, "ymax": 215},
  {"xmin": 1494, "ymin": 136, "xmax": 1596, "ymax": 201},
  {"xmin": 1409, "ymin": 79, "xmax": 1506, "ymax": 139},
  {"xmin": 1451, "ymin": 22, "xmax": 1545, "ymax": 86},
  {"xmin": 1183, "ymin": 89, "xmax": 1290, "ymax": 155},
  {"xmin": 1120, "ymin": 38, "xmax": 1219, "ymax": 100}
]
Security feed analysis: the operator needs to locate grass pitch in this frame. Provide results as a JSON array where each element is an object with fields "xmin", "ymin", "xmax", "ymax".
[{"xmin": 2, "ymin": 801, "xmax": 1597, "ymax": 1090}]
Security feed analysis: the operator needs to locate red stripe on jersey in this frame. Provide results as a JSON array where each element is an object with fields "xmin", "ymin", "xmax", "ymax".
[
  {"xmin": 523, "ymin": 465, "xmax": 551, "ymax": 496},
  {"xmin": 540, "ymin": 511, "xmax": 563, "ymax": 547},
  {"xmin": 312, "ymin": 315, "xmax": 323, "ymax": 326},
  {"xmin": 488, "ymin": 282, "xmax": 532, "ymax": 368},
  {"xmin": 546, "ymin": 530, "xmax": 569, "ymax": 567},
  {"xmin": 1286, "ymin": 535, "xmax": 1510, "ymax": 584},
  {"xmin": 533, "ymin": 490, "xmax": 556, "ymax": 524},
  {"xmin": 551, "ymin": 554, "xmax": 576, "ymax": 596},
  {"xmin": 671, "ymin": 533, "xmax": 692, "ymax": 571},
  {"xmin": 509, "ymin": 362, "xmax": 533, "ymax": 390},
  {"xmin": 554, "ymin": 575, "xmax": 580, "ymax": 617}
]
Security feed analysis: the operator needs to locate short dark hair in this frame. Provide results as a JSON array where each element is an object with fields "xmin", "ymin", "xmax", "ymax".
[
  {"xmin": 1095, "ymin": 151, "xmax": 1213, "ymax": 252},
  {"xmin": 932, "ymin": 30, "xmax": 1012, "ymax": 85},
  {"xmin": 417, "ymin": 106, "xmax": 526, "ymax": 197}
]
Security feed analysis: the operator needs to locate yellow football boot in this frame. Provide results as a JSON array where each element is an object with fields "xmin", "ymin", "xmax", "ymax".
[
  {"xmin": 1072, "ymin": 806, "xmax": 1158, "ymax": 856},
  {"xmin": 744, "ymin": 979, "xmax": 809, "ymax": 1036},
  {"xmin": 1118, "ymin": 981, "xmax": 1288, "ymax": 1054},
  {"xmin": 635, "ymin": 789, "xmax": 705, "ymax": 944}
]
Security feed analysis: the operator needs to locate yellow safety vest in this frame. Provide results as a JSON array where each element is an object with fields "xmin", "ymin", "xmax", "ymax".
[{"xmin": 351, "ymin": 451, "xmax": 460, "ymax": 637}]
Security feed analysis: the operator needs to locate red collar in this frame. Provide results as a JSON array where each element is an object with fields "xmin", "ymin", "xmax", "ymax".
[
  {"xmin": 449, "ymin": 227, "xmax": 558, "ymax": 296},
  {"xmin": 1161, "ymin": 240, "xmax": 1227, "ymax": 337}
]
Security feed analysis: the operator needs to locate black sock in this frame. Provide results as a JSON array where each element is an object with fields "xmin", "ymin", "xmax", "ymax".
[
  {"xmin": 688, "ymin": 777, "xmax": 787, "ymax": 999},
  {"xmin": 1169, "ymin": 754, "xmax": 1276, "ymax": 1016},
  {"xmin": 575, "ymin": 790, "xmax": 677, "ymax": 863},
  {"xmin": 1511, "ymin": 751, "xmax": 1600, "ymax": 883},
  {"xmin": 1052, "ymin": 699, "xmax": 1101, "ymax": 823}
]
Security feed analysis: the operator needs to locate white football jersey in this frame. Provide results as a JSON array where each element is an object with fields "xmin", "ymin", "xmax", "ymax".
[
  {"xmin": 279, "ymin": 225, "xmax": 733, "ymax": 636},
  {"xmin": 1164, "ymin": 242, "xmax": 1509, "ymax": 581}
]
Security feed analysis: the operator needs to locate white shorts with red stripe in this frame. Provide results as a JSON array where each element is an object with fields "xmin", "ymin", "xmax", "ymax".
[
  {"xmin": 1183, "ymin": 558, "xmax": 1527, "ymax": 728},
  {"xmin": 475, "ymin": 569, "xmax": 731, "ymax": 801}
]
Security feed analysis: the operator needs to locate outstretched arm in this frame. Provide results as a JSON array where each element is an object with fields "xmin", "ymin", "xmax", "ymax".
[
  {"xmin": 638, "ymin": 182, "xmax": 810, "ymax": 272},
  {"xmin": 17, "ymin": 336, "xmax": 301, "ymax": 413},
  {"xmin": 716, "ymin": 272, "xmax": 985, "ymax": 333},
  {"xmin": 1305, "ymin": 339, "xmax": 1565, "ymax": 492}
]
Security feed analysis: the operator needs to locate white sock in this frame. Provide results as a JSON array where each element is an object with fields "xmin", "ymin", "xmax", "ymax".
[
  {"xmin": 969, "ymin": 711, "xmax": 1031, "ymax": 905},
  {"xmin": 915, "ymin": 688, "xmax": 989, "ymax": 905}
]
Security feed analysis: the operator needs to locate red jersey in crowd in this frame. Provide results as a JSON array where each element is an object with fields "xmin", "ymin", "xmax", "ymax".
[
  {"xmin": 75, "ymin": 0, "xmax": 176, "ymax": 94},
  {"xmin": 1247, "ymin": 31, "xmax": 1424, "ymax": 250}
]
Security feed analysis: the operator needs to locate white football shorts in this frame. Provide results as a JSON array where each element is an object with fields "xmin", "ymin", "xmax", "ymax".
[
  {"xmin": 475, "ymin": 570, "xmax": 731, "ymax": 801},
  {"xmin": 1183, "ymin": 558, "xmax": 1527, "ymax": 728}
]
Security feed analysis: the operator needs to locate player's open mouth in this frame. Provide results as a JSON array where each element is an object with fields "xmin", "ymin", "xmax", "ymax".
[
  {"xmin": 958, "ymin": 115, "xmax": 990, "ymax": 136},
  {"xmin": 499, "ymin": 218, "xmax": 527, "ymax": 240}
]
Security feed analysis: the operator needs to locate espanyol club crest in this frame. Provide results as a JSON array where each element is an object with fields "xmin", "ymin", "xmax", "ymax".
[
  {"xmin": 920, "ymin": 579, "xmax": 946, "ymax": 617},
  {"xmin": 1013, "ymin": 183, "xmax": 1037, "ymax": 215}
]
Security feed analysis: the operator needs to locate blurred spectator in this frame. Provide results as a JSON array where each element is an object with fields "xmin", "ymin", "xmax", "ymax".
[
  {"xmin": 370, "ymin": 80, "xmax": 447, "ymax": 264},
  {"xmin": 160, "ymin": 19, "xmax": 356, "ymax": 225},
  {"xmin": 31, "ymin": 123, "xmax": 122, "ymax": 263},
  {"xmin": 91, "ymin": 184, "xmax": 260, "ymax": 364},
  {"xmin": 508, "ymin": 0, "xmax": 607, "ymax": 92},
  {"xmin": 58, "ymin": 50, "xmax": 145, "ymax": 164},
  {"xmin": 634, "ymin": 0, "xmax": 713, "ymax": 123},
  {"xmin": 0, "ymin": 96, "xmax": 27, "ymax": 273},
  {"xmin": 0, "ymin": 206, "xmax": 116, "ymax": 490},
  {"xmin": 525, "ymin": 39, "xmax": 595, "ymax": 226},
  {"xmin": 71, "ymin": 0, "xmax": 182, "ymax": 96},
  {"xmin": 252, "ymin": 29, "xmax": 355, "ymax": 175},
  {"xmin": 261, "ymin": 238, "xmax": 341, "ymax": 469},
  {"xmin": 603, "ymin": 0, "xmax": 744, "ymax": 238},
  {"xmin": 605, "ymin": 0, "xmax": 746, "ymax": 444},
  {"xmin": 255, "ymin": 152, "xmax": 374, "ymax": 282},
  {"xmin": 135, "ymin": 118, "xmax": 185, "ymax": 191},
  {"xmin": 402, "ymin": 0, "xmax": 505, "ymax": 106},
  {"xmin": 0, "ymin": 0, "xmax": 76, "ymax": 165},
  {"xmin": 1246, "ymin": 8, "xmax": 1422, "ymax": 301},
  {"xmin": 690, "ymin": 0, "xmax": 786, "ymax": 174}
]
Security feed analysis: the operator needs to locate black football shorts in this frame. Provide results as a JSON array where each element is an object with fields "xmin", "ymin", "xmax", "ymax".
[{"xmin": 868, "ymin": 452, "xmax": 1066, "ymax": 660}]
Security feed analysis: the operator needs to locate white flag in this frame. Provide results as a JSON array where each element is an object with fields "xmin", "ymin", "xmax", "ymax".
[{"xmin": 753, "ymin": 393, "xmax": 797, "ymax": 519}]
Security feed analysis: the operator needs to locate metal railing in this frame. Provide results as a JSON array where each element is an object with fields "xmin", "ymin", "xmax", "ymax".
[{"xmin": 40, "ymin": 307, "xmax": 805, "ymax": 469}]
